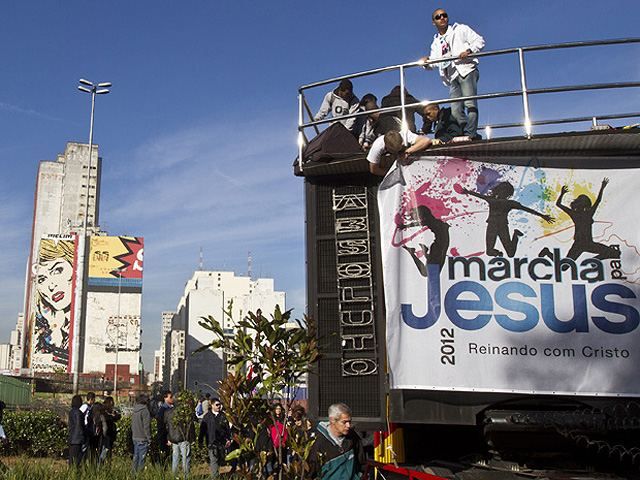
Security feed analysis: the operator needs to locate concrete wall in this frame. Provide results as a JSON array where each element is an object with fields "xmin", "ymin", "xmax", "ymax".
[
  {"xmin": 184, "ymin": 285, "xmax": 224, "ymax": 392},
  {"xmin": 161, "ymin": 270, "xmax": 286, "ymax": 392},
  {"xmin": 83, "ymin": 291, "xmax": 141, "ymax": 374},
  {"xmin": 58, "ymin": 143, "xmax": 101, "ymax": 232}
]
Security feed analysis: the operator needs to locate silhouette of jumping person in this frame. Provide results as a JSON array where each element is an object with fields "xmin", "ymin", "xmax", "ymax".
[
  {"xmin": 462, "ymin": 181, "xmax": 554, "ymax": 257},
  {"xmin": 553, "ymin": 178, "xmax": 620, "ymax": 260},
  {"xmin": 398, "ymin": 205, "xmax": 450, "ymax": 276}
]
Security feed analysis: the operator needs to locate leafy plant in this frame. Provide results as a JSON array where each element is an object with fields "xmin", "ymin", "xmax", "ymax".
[
  {"xmin": 0, "ymin": 410, "xmax": 67, "ymax": 457},
  {"xmin": 196, "ymin": 305, "xmax": 320, "ymax": 480}
]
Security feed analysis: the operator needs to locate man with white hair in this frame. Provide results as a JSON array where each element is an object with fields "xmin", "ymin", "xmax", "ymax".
[{"xmin": 309, "ymin": 403, "xmax": 365, "ymax": 480}]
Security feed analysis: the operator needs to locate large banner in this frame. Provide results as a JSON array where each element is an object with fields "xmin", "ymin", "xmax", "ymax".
[
  {"xmin": 379, "ymin": 156, "xmax": 640, "ymax": 397},
  {"xmin": 28, "ymin": 234, "xmax": 77, "ymax": 372},
  {"xmin": 88, "ymin": 236, "xmax": 144, "ymax": 292}
]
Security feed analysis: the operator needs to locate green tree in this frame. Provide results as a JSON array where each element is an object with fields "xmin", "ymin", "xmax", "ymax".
[{"xmin": 197, "ymin": 304, "xmax": 319, "ymax": 480}]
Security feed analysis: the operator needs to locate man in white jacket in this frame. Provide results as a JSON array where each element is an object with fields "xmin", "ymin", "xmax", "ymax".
[
  {"xmin": 422, "ymin": 9, "xmax": 485, "ymax": 139},
  {"xmin": 314, "ymin": 79, "xmax": 361, "ymax": 135}
]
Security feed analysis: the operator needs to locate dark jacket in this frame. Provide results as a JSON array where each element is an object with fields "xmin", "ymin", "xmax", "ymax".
[
  {"xmin": 309, "ymin": 422, "xmax": 365, "ymax": 480},
  {"xmin": 199, "ymin": 411, "xmax": 231, "ymax": 447},
  {"xmin": 104, "ymin": 408, "xmax": 121, "ymax": 444},
  {"xmin": 68, "ymin": 407, "xmax": 86, "ymax": 445},
  {"xmin": 156, "ymin": 402, "xmax": 172, "ymax": 445},
  {"xmin": 428, "ymin": 107, "xmax": 464, "ymax": 142},
  {"xmin": 131, "ymin": 403, "xmax": 151, "ymax": 442},
  {"xmin": 164, "ymin": 407, "xmax": 196, "ymax": 444},
  {"xmin": 379, "ymin": 86, "xmax": 424, "ymax": 134}
]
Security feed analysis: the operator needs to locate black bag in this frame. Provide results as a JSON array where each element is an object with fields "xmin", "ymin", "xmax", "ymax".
[{"xmin": 302, "ymin": 123, "xmax": 362, "ymax": 163}]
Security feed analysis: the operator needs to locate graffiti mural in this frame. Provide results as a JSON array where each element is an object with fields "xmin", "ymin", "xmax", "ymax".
[
  {"xmin": 29, "ymin": 235, "xmax": 77, "ymax": 372},
  {"xmin": 88, "ymin": 236, "xmax": 144, "ymax": 292}
]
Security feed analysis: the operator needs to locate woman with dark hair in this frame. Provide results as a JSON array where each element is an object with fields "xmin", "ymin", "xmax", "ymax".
[
  {"xmin": 91, "ymin": 402, "xmax": 107, "ymax": 464},
  {"xmin": 99, "ymin": 396, "xmax": 121, "ymax": 463},
  {"xmin": 268, "ymin": 403, "xmax": 289, "ymax": 474},
  {"xmin": 68, "ymin": 394, "xmax": 85, "ymax": 466},
  {"xmin": 287, "ymin": 404, "xmax": 313, "ymax": 464}
]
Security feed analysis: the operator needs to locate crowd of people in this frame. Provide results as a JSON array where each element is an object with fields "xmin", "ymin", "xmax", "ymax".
[
  {"xmin": 312, "ymin": 8, "xmax": 485, "ymax": 177},
  {"xmin": 67, "ymin": 391, "xmax": 363, "ymax": 479},
  {"xmin": 68, "ymin": 391, "xmax": 123, "ymax": 467}
]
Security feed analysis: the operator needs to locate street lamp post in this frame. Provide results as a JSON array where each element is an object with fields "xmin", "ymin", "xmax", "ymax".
[
  {"xmin": 72, "ymin": 79, "xmax": 111, "ymax": 394},
  {"xmin": 112, "ymin": 266, "xmax": 124, "ymax": 399}
]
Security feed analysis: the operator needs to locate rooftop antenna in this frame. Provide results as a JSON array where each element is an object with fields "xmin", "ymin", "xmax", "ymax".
[
  {"xmin": 199, "ymin": 247, "xmax": 204, "ymax": 270},
  {"xmin": 247, "ymin": 251, "xmax": 253, "ymax": 280}
]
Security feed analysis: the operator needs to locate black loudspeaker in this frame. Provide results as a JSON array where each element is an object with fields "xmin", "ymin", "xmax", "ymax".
[{"xmin": 305, "ymin": 175, "xmax": 386, "ymax": 427}]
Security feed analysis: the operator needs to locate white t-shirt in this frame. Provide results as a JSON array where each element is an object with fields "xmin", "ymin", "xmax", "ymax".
[{"xmin": 366, "ymin": 130, "xmax": 419, "ymax": 165}]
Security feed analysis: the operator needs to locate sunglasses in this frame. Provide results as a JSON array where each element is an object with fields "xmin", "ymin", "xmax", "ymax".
[
  {"xmin": 214, "ymin": 403, "xmax": 222, "ymax": 407},
  {"xmin": 433, "ymin": 13, "xmax": 448, "ymax": 20}
]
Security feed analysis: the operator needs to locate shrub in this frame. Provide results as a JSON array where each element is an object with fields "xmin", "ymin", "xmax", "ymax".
[
  {"xmin": 0, "ymin": 407, "xmax": 211, "ymax": 463},
  {"xmin": 0, "ymin": 410, "xmax": 67, "ymax": 457}
]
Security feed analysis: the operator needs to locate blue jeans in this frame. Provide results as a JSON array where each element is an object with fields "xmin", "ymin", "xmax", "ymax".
[
  {"xmin": 449, "ymin": 69, "xmax": 479, "ymax": 137},
  {"xmin": 172, "ymin": 441, "xmax": 191, "ymax": 477},
  {"xmin": 132, "ymin": 440, "xmax": 149, "ymax": 472}
]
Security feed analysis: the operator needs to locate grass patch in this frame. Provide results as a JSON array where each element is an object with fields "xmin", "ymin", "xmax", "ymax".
[{"xmin": 0, "ymin": 456, "xmax": 235, "ymax": 479}]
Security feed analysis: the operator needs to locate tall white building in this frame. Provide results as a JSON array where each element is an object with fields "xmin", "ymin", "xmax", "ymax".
[
  {"xmin": 163, "ymin": 271, "xmax": 285, "ymax": 392},
  {"xmin": 16, "ymin": 142, "xmax": 143, "ymax": 384},
  {"xmin": 28, "ymin": 142, "xmax": 101, "ymax": 265},
  {"xmin": 0, "ymin": 344, "xmax": 13, "ymax": 372},
  {"xmin": 9, "ymin": 314, "xmax": 24, "ymax": 372},
  {"xmin": 19, "ymin": 143, "xmax": 101, "ymax": 374},
  {"xmin": 153, "ymin": 350, "xmax": 162, "ymax": 383},
  {"xmin": 155, "ymin": 312, "xmax": 173, "ymax": 383}
]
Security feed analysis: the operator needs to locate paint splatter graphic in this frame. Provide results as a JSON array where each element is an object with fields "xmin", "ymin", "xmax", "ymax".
[{"xmin": 389, "ymin": 156, "xmax": 633, "ymax": 269}]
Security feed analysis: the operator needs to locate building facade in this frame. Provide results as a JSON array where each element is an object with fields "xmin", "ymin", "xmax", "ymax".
[
  {"xmin": 20, "ymin": 142, "xmax": 101, "ymax": 375},
  {"xmin": 0, "ymin": 345, "xmax": 13, "ymax": 372},
  {"xmin": 155, "ymin": 311, "xmax": 173, "ymax": 383},
  {"xmin": 14, "ymin": 143, "xmax": 143, "ymax": 385},
  {"xmin": 162, "ymin": 271, "xmax": 286, "ymax": 393}
]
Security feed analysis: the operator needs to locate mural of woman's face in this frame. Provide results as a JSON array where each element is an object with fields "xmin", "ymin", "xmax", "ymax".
[{"xmin": 36, "ymin": 258, "xmax": 73, "ymax": 311}]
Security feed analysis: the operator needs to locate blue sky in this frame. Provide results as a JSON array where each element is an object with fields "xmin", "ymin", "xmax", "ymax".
[{"xmin": 1, "ymin": 1, "xmax": 639, "ymax": 371}]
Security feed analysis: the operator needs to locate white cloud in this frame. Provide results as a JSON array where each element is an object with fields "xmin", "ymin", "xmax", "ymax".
[
  {"xmin": 98, "ymin": 116, "xmax": 306, "ymax": 370},
  {"xmin": 0, "ymin": 101, "xmax": 65, "ymax": 123}
]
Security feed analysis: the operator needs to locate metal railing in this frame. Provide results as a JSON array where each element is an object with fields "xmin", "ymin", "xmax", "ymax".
[{"xmin": 297, "ymin": 38, "xmax": 640, "ymax": 170}]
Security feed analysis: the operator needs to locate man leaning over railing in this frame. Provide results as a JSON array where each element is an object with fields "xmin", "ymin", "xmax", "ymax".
[
  {"xmin": 422, "ymin": 102, "xmax": 464, "ymax": 143},
  {"xmin": 422, "ymin": 8, "xmax": 485, "ymax": 140},
  {"xmin": 366, "ymin": 131, "xmax": 431, "ymax": 177}
]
